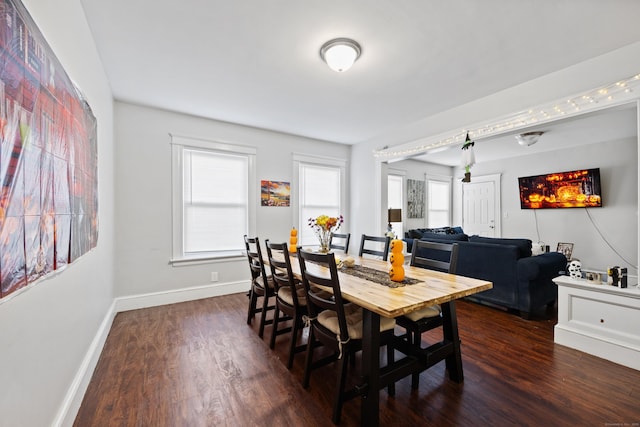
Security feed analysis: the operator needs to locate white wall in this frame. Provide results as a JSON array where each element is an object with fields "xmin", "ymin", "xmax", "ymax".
[
  {"xmin": 351, "ymin": 42, "xmax": 640, "ymax": 280},
  {"xmin": 350, "ymin": 140, "xmax": 384, "ymax": 250},
  {"xmin": 379, "ymin": 130, "xmax": 638, "ymax": 275},
  {"xmin": 0, "ymin": 5, "xmax": 638, "ymax": 426},
  {"xmin": 385, "ymin": 159, "xmax": 453, "ymax": 232},
  {"xmin": 114, "ymin": 102, "xmax": 350, "ymax": 298},
  {"xmin": 0, "ymin": 1, "xmax": 115, "ymax": 426},
  {"xmin": 363, "ymin": 41, "xmax": 640, "ymax": 153},
  {"xmin": 469, "ymin": 137, "xmax": 638, "ymax": 275}
]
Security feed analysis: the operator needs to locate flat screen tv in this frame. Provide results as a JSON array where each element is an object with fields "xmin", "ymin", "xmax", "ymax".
[{"xmin": 518, "ymin": 168, "xmax": 602, "ymax": 209}]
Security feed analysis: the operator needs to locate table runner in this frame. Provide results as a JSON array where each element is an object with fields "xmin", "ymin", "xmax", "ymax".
[{"xmin": 340, "ymin": 264, "xmax": 419, "ymax": 288}]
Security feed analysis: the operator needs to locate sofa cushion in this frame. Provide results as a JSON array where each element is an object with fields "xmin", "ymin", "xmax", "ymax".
[
  {"xmin": 468, "ymin": 236, "xmax": 532, "ymax": 258},
  {"xmin": 404, "ymin": 227, "xmax": 465, "ymax": 252},
  {"xmin": 420, "ymin": 232, "xmax": 469, "ymax": 242},
  {"xmin": 423, "ymin": 226, "xmax": 454, "ymax": 234},
  {"xmin": 412, "ymin": 234, "xmax": 468, "ymax": 266},
  {"xmin": 407, "ymin": 229, "xmax": 424, "ymax": 239}
]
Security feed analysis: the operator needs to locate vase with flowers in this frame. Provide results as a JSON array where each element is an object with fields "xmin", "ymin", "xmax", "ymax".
[{"xmin": 308, "ymin": 214, "xmax": 344, "ymax": 253}]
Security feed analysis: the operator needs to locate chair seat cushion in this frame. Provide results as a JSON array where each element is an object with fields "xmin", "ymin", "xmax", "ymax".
[
  {"xmin": 277, "ymin": 285, "xmax": 306, "ymax": 306},
  {"xmin": 317, "ymin": 304, "xmax": 395, "ymax": 339},
  {"xmin": 402, "ymin": 304, "xmax": 441, "ymax": 322},
  {"xmin": 255, "ymin": 275, "xmax": 274, "ymax": 289}
]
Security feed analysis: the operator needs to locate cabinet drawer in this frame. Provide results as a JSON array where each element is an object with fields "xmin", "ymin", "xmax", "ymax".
[{"xmin": 569, "ymin": 294, "xmax": 640, "ymax": 346}]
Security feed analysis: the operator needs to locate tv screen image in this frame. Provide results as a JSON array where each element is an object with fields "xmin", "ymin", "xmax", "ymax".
[{"xmin": 518, "ymin": 168, "xmax": 602, "ymax": 209}]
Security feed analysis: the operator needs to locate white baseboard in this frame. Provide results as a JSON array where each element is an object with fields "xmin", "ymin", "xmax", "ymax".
[
  {"xmin": 114, "ymin": 280, "xmax": 250, "ymax": 312},
  {"xmin": 555, "ymin": 325, "xmax": 640, "ymax": 371},
  {"xmin": 55, "ymin": 280, "xmax": 250, "ymax": 426},
  {"xmin": 53, "ymin": 300, "xmax": 117, "ymax": 427}
]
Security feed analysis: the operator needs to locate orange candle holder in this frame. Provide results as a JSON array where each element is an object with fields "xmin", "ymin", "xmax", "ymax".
[
  {"xmin": 289, "ymin": 227, "xmax": 298, "ymax": 253},
  {"xmin": 389, "ymin": 238, "xmax": 404, "ymax": 281}
]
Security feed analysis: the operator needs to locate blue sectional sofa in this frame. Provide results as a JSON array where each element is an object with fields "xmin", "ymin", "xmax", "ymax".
[
  {"xmin": 405, "ymin": 229, "xmax": 567, "ymax": 319},
  {"xmin": 404, "ymin": 226, "xmax": 465, "ymax": 254}
]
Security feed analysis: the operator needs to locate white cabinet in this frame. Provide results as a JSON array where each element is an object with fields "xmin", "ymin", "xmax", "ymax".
[{"xmin": 553, "ymin": 276, "xmax": 640, "ymax": 370}]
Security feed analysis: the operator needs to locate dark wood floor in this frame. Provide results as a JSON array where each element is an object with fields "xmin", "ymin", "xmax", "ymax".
[{"xmin": 74, "ymin": 293, "xmax": 640, "ymax": 427}]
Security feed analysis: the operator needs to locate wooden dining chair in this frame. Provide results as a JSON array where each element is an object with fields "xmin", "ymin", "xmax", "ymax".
[
  {"xmin": 358, "ymin": 234, "xmax": 391, "ymax": 261},
  {"xmin": 329, "ymin": 232, "xmax": 351, "ymax": 253},
  {"xmin": 396, "ymin": 239, "xmax": 459, "ymax": 389},
  {"xmin": 297, "ymin": 249, "xmax": 396, "ymax": 424},
  {"xmin": 265, "ymin": 240, "xmax": 308, "ymax": 369},
  {"xmin": 244, "ymin": 235, "xmax": 276, "ymax": 339}
]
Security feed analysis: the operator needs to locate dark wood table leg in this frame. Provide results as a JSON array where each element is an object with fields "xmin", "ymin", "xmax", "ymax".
[
  {"xmin": 441, "ymin": 300, "xmax": 464, "ymax": 383},
  {"xmin": 361, "ymin": 309, "xmax": 380, "ymax": 427}
]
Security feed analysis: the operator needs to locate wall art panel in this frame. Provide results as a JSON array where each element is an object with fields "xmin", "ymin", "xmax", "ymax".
[{"xmin": 0, "ymin": 0, "xmax": 98, "ymax": 298}]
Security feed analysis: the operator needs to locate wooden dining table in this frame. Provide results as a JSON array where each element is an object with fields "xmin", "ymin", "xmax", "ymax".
[{"xmin": 283, "ymin": 252, "xmax": 492, "ymax": 427}]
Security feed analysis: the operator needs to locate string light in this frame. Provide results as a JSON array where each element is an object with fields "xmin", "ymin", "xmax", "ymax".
[{"xmin": 374, "ymin": 72, "xmax": 640, "ymax": 159}]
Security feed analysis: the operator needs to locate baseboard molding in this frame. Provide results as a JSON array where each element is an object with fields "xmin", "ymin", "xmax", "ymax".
[
  {"xmin": 554, "ymin": 325, "xmax": 640, "ymax": 371},
  {"xmin": 114, "ymin": 280, "xmax": 250, "ymax": 312},
  {"xmin": 54, "ymin": 300, "xmax": 118, "ymax": 427},
  {"xmin": 56, "ymin": 280, "xmax": 250, "ymax": 426}
]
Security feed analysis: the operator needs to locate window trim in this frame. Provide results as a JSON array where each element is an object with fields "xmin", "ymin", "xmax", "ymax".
[
  {"xmin": 387, "ymin": 172, "xmax": 404, "ymax": 236},
  {"xmin": 426, "ymin": 174, "xmax": 452, "ymax": 228},
  {"xmin": 292, "ymin": 153, "xmax": 347, "ymax": 245},
  {"xmin": 170, "ymin": 134, "xmax": 256, "ymax": 264}
]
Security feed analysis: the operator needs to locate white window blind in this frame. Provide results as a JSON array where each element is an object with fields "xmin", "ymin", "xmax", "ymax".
[
  {"xmin": 299, "ymin": 163, "xmax": 342, "ymax": 246},
  {"xmin": 183, "ymin": 149, "xmax": 248, "ymax": 254},
  {"xmin": 171, "ymin": 135, "xmax": 256, "ymax": 262},
  {"xmin": 427, "ymin": 179, "xmax": 451, "ymax": 228}
]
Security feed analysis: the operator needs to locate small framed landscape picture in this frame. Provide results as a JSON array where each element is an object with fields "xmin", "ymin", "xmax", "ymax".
[{"xmin": 557, "ymin": 242, "xmax": 574, "ymax": 260}]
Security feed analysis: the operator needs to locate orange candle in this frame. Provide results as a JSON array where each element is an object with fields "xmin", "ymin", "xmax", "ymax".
[
  {"xmin": 289, "ymin": 227, "xmax": 298, "ymax": 253},
  {"xmin": 389, "ymin": 238, "xmax": 404, "ymax": 281}
]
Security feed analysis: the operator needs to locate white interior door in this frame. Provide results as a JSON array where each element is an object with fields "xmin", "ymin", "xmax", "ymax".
[{"xmin": 462, "ymin": 174, "xmax": 501, "ymax": 237}]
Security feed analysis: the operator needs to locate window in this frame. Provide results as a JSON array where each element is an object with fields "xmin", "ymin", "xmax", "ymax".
[
  {"xmin": 387, "ymin": 173, "xmax": 403, "ymax": 237},
  {"xmin": 427, "ymin": 179, "xmax": 451, "ymax": 228},
  {"xmin": 293, "ymin": 155, "xmax": 346, "ymax": 246},
  {"xmin": 171, "ymin": 135, "xmax": 256, "ymax": 262}
]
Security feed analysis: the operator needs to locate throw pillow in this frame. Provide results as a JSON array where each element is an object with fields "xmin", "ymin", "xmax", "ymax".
[{"xmin": 407, "ymin": 229, "xmax": 424, "ymax": 239}]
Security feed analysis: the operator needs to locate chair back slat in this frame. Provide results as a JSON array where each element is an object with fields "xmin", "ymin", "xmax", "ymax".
[
  {"xmin": 329, "ymin": 232, "xmax": 351, "ymax": 253},
  {"xmin": 410, "ymin": 240, "xmax": 459, "ymax": 274},
  {"xmin": 358, "ymin": 234, "xmax": 391, "ymax": 261},
  {"xmin": 244, "ymin": 235, "xmax": 269, "ymax": 287},
  {"xmin": 297, "ymin": 249, "xmax": 350, "ymax": 342},
  {"xmin": 265, "ymin": 240, "xmax": 302, "ymax": 307}
]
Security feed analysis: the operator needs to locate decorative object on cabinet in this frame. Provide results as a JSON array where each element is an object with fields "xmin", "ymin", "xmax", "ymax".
[
  {"xmin": 557, "ymin": 242, "xmax": 574, "ymax": 260},
  {"xmin": 607, "ymin": 266, "xmax": 628, "ymax": 288},
  {"xmin": 567, "ymin": 259, "xmax": 582, "ymax": 279}
]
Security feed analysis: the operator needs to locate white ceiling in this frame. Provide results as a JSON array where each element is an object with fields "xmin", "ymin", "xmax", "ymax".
[{"xmin": 81, "ymin": 0, "xmax": 640, "ymax": 152}]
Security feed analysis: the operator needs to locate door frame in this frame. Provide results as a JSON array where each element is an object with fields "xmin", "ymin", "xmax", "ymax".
[{"xmin": 460, "ymin": 173, "xmax": 502, "ymax": 237}]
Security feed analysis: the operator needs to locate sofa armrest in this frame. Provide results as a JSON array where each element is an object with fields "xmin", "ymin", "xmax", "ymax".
[
  {"xmin": 518, "ymin": 252, "xmax": 567, "ymax": 282},
  {"xmin": 403, "ymin": 237, "xmax": 415, "ymax": 253},
  {"xmin": 516, "ymin": 252, "xmax": 568, "ymax": 316}
]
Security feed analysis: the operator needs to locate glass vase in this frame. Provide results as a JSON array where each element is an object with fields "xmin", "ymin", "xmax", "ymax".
[{"xmin": 317, "ymin": 229, "xmax": 331, "ymax": 253}]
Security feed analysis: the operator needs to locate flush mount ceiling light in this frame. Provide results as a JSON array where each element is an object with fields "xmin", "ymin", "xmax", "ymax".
[
  {"xmin": 515, "ymin": 131, "xmax": 544, "ymax": 147},
  {"xmin": 320, "ymin": 38, "xmax": 361, "ymax": 72}
]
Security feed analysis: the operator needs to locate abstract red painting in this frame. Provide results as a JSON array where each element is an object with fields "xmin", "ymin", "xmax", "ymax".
[{"xmin": 0, "ymin": 0, "xmax": 98, "ymax": 298}]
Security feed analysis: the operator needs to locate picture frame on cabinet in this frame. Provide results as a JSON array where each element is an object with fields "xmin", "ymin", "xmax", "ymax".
[{"xmin": 557, "ymin": 242, "xmax": 574, "ymax": 260}]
